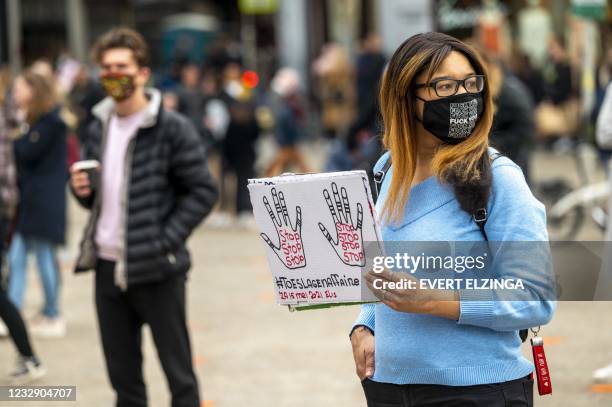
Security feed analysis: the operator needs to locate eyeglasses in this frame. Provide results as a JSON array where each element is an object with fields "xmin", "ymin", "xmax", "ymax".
[{"xmin": 414, "ymin": 74, "xmax": 485, "ymax": 97}]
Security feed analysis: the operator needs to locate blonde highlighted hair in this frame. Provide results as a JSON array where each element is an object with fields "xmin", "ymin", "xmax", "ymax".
[
  {"xmin": 19, "ymin": 70, "xmax": 58, "ymax": 125},
  {"xmin": 379, "ymin": 32, "xmax": 494, "ymax": 224}
]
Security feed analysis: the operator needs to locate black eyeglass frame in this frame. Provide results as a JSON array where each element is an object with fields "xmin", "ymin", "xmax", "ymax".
[{"xmin": 414, "ymin": 74, "xmax": 485, "ymax": 98}]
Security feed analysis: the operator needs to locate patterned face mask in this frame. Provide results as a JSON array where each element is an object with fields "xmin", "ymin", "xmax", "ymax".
[
  {"xmin": 416, "ymin": 93, "xmax": 484, "ymax": 144},
  {"xmin": 100, "ymin": 73, "xmax": 136, "ymax": 101}
]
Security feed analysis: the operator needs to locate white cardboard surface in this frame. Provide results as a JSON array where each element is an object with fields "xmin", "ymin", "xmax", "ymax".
[{"xmin": 248, "ymin": 171, "xmax": 381, "ymax": 306}]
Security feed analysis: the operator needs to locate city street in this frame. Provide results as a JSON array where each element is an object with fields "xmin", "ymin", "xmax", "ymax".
[
  {"xmin": 1, "ymin": 145, "xmax": 612, "ymax": 407},
  {"xmin": 0, "ymin": 0, "xmax": 610, "ymax": 405}
]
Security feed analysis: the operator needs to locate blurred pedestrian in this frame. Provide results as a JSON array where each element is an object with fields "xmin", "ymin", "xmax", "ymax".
[
  {"xmin": 29, "ymin": 59, "xmax": 55, "ymax": 83},
  {"xmin": 592, "ymin": 50, "xmax": 612, "ymax": 170},
  {"xmin": 351, "ymin": 33, "xmax": 386, "ymax": 168},
  {"xmin": 543, "ymin": 37, "xmax": 573, "ymax": 106},
  {"xmin": 534, "ymin": 37, "xmax": 579, "ymax": 138},
  {"xmin": 312, "ymin": 44, "xmax": 355, "ymax": 138},
  {"xmin": 355, "ymin": 33, "xmax": 386, "ymax": 129},
  {"xmin": 592, "ymin": 76, "xmax": 612, "ymax": 384},
  {"xmin": 265, "ymin": 68, "xmax": 309, "ymax": 177},
  {"xmin": 162, "ymin": 90, "xmax": 179, "ymax": 112},
  {"xmin": 481, "ymin": 50, "xmax": 535, "ymax": 183},
  {"xmin": 29, "ymin": 58, "xmax": 80, "ymax": 167},
  {"xmin": 69, "ymin": 27, "xmax": 217, "ymax": 407},
  {"xmin": 510, "ymin": 49, "xmax": 546, "ymax": 106},
  {"xmin": 200, "ymin": 71, "xmax": 224, "ymax": 151},
  {"xmin": 176, "ymin": 63, "xmax": 206, "ymax": 143},
  {"xmin": 8, "ymin": 71, "xmax": 67, "ymax": 339},
  {"xmin": 326, "ymin": 34, "xmax": 385, "ymax": 178},
  {"xmin": 0, "ymin": 67, "xmax": 46, "ymax": 383},
  {"xmin": 69, "ymin": 66, "xmax": 105, "ymax": 147},
  {"xmin": 218, "ymin": 63, "xmax": 261, "ymax": 226}
]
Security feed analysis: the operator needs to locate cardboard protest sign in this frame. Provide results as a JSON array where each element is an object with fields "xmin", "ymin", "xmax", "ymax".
[{"xmin": 248, "ymin": 171, "xmax": 382, "ymax": 308}]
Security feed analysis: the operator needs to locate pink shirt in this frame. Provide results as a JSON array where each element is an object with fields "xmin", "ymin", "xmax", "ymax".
[{"xmin": 95, "ymin": 111, "xmax": 145, "ymax": 261}]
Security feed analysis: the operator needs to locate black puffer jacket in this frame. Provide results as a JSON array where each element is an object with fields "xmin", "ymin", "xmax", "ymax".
[{"xmin": 73, "ymin": 89, "xmax": 218, "ymax": 288}]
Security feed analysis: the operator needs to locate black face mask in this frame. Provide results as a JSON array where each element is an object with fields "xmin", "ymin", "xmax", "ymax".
[{"xmin": 416, "ymin": 93, "xmax": 484, "ymax": 144}]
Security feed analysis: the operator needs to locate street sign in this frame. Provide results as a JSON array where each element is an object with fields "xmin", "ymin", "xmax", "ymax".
[
  {"xmin": 238, "ymin": 0, "xmax": 279, "ymax": 15},
  {"xmin": 571, "ymin": 0, "xmax": 607, "ymax": 20}
]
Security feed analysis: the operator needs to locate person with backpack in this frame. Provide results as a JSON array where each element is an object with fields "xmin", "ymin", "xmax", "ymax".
[{"xmin": 349, "ymin": 33, "xmax": 555, "ymax": 406}]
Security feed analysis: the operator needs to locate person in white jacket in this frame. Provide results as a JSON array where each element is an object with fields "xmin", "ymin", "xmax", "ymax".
[
  {"xmin": 593, "ymin": 82, "xmax": 612, "ymax": 383},
  {"xmin": 596, "ymin": 83, "xmax": 612, "ymax": 243},
  {"xmin": 597, "ymin": 83, "xmax": 612, "ymax": 179}
]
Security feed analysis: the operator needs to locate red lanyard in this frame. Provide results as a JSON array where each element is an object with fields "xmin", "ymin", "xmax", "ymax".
[{"xmin": 530, "ymin": 327, "xmax": 552, "ymax": 395}]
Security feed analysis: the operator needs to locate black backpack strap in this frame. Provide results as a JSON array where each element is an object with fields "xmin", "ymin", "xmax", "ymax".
[
  {"xmin": 473, "ymin": 208, "xmax": 488, "ymax": 241},
  {"xmin": 373, "ymin": 154, "xmax": 392, "ymax": 204},
  {"xmin": 472, "ymin": 152, "xmax": 503, "ymax": 239}
]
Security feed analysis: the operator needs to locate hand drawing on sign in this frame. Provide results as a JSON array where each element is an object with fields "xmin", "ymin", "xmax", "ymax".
[
  {"xmin": 260, "ymin": 188, "xmax": 306, "ymax": 269},
  {"xmin": 318, "ymin": 182, "xmax": 365, "ymax": 267}
]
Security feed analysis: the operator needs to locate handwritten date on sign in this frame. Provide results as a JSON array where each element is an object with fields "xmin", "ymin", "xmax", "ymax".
[{"xmin": 279, "ymin": 290, "xmax": 338, "ymax": 301}]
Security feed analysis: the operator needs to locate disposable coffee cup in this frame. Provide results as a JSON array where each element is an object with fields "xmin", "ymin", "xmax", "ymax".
[{"xmin": 72, "ymin": 160, "xmax": 100, "ymax": 191}]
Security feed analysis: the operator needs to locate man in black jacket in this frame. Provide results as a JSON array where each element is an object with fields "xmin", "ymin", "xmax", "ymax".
[{"xmin": 70, "ymin": 28, "xmax": 217, "ymax": 407}]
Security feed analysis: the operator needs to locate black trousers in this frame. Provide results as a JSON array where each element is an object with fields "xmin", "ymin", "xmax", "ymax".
[
  {"xmin": 95, "ymin": 259, "xmax": 200, "ymax": 407},
  {"xmin": 0, "ymin": 216, "xmax": 34, "ymax": 358},
  {"xmin": 221, "ymin": 153, "xmax": 255, "ymax": 214},
  {"xmin": 362, "ymin": 375, "xmax": 533, "ymax": 407}
]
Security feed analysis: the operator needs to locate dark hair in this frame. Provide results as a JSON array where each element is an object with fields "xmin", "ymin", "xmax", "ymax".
[
  {"xmin": 92, "ymin": 27, "xmax": 150, "ymax": 67},
  {"xmin": 379, "ymin": 31, "xmax": 494, "ymax": 222}
]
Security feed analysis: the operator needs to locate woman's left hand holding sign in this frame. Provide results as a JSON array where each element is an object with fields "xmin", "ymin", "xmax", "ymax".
[{"xmin": 365, "ymin": 269, "xmax": 460, "ymax": 320}]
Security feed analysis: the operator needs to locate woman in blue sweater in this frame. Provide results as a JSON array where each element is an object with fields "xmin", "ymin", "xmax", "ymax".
[{"xmin": 350, "ymin": 33, "xmax": 555, "ymax": 406}]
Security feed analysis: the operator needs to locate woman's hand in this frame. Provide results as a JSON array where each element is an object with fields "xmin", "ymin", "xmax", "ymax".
[
  {"xmin": 350, "ymin": 326, "xmax": 375, "ymax": 381},
  {"xmin": 365, "ymin": 269, "xmax": 460, "ymax": 320}
]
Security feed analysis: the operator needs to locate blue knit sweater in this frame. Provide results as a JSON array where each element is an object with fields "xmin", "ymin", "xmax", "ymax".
[{"xmin": 352, "ymin": 150, "xmax": 556, "ymax": 386}]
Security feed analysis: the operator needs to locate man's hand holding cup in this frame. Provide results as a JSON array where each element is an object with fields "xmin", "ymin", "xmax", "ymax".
[{"xmin": 70, "ymin": 160, "xmax": 100, "ymax": 199}]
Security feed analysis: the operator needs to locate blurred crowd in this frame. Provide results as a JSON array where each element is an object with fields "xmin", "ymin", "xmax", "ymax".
[
  {"xmin": 1, "ymin": 11, "xmax": 612, "ymax": 386},
  {"xmin": 0, "ymin": 28, "xmax": 610, "ymax": 295},
  {"xmin": 0, "ymin": 35, "xmax": 385, "ymax": 384}
]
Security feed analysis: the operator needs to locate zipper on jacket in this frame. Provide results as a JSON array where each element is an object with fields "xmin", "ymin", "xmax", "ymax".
[
  {"xmin": 167, "ymin": 252, "xmax": 176, "ymax": 264},
  {"xmin": 78, "ymin": 118, "xmax": 110, "ymax": 271}
]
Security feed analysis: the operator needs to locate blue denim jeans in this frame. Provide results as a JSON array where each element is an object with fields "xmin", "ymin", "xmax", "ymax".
[{"xmin": 8, "ymin": 232, "xmax": 60, "ymax": 318}]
